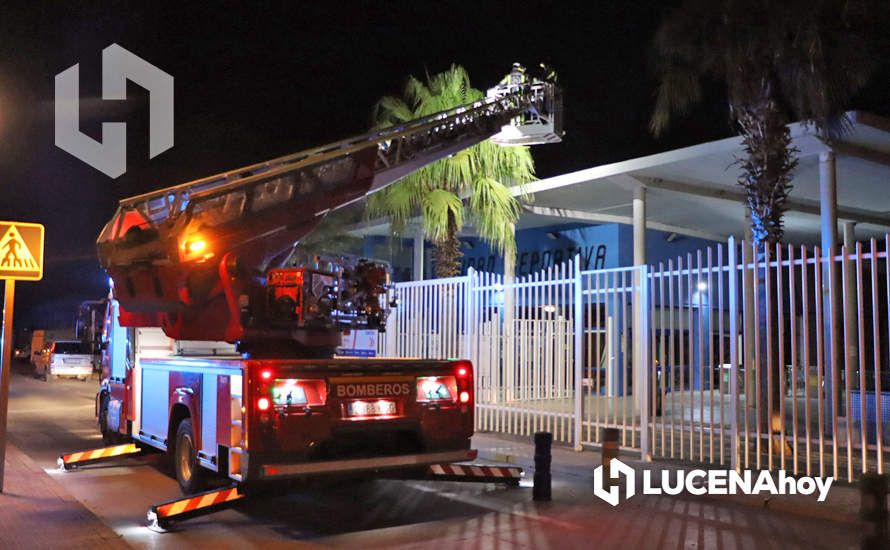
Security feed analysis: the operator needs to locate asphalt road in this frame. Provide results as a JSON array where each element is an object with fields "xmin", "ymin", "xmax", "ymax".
[{"xmin": 5, "ymin": 361, "xmax": 865, "ymax": 549}]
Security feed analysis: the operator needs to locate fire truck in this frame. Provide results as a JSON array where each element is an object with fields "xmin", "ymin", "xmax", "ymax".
[{"xmin": 65, "ymin": 68, "xmax": 561, "ymax": 525}]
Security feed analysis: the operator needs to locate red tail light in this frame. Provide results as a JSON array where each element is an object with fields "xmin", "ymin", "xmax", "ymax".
[{"xmin": 454, "ymin": 361, "xmax": 473, "ymax": 405}]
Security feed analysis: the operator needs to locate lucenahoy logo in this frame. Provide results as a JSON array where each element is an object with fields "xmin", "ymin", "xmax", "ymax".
[{"xmin": 593, "ymin": 458, "xmax": 834, "ymax": 507}]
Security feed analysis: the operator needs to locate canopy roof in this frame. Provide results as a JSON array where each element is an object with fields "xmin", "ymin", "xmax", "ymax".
[
  {"xmin": 354, "ymin": 111, "xmax": 890, "ymax": 245},
  {"xmin": 518, "ymin": 111, "xmax": 890, "ymax": 244}
]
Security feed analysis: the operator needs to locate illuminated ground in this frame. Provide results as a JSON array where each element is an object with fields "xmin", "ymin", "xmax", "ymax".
[{"xmin": 5, "ymin": 362, "xmax": 864, "ymax": 549}]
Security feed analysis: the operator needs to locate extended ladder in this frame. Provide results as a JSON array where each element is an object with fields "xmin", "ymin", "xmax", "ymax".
[{"xmin": 97, "ymin": 81, "xmax": 561, "ymax": 272}]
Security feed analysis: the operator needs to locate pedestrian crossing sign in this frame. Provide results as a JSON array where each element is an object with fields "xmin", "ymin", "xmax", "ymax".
[{"xmin": 0, "ymin": 221, "xmax": 44, "ymax": 281}]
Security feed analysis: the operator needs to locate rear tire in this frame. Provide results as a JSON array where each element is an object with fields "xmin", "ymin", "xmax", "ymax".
[
  {"xmin": 98, "ymin": 394, "xmax": 122, "ymax": 444},
  {"xmin": 174, "ymin": 418, "xmax": 206, "ymax": 495}
]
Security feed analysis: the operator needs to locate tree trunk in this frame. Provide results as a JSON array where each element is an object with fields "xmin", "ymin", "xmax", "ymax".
[
  {"xmin": 433, "ymin": 210, "xmax": 462, "ymax": 278},
  {"xmin": 755, "ymin": 244, "xmax": 783, "ymax": 437},
  {"xmin": 733, "ymin": 79, "xmax": 797, "ymax": 446}
]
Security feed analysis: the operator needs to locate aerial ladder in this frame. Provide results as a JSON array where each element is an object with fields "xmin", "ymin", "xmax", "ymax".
[
  {"xmin": 61, "ymin": 66, "xmax": 562, "ymax": 532},
  {"xmin": 97, "ymin": 73, "xmax": 562, "ymax": 355}
]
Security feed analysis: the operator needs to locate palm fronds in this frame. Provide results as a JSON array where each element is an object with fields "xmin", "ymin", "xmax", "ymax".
[
  {"xmin": 369, "ymin": 64, "xmax": 536, "ymax": 277},
  {"xmin": 651, "ymin": 0, "xmax": 878, "ymax": 244}
]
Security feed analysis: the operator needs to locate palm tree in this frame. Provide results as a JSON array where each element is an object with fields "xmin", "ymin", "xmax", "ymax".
[
  {"xmin": 651, "ymin": 0, "xmax": 874, "ymax": 244},
  {"xmin": 650, "ymin": 0, "xmax": 876, "ymax": 436},
  {"xmin": 369, "ymin": 64, "xmax": 536, "ymax": 278}
]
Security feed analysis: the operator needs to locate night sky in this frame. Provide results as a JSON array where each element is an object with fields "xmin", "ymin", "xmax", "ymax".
[{"xmin": 1, "ymin": 1, "xmax": 888, "ymax": 329}]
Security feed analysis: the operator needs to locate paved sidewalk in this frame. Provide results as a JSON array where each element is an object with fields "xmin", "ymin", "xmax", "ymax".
[
  {"xmin": 472, "ymin": 432, "xmax": 867, "ymax": 526},
  {"xmin": 0, "ymin": 443, "xmax": 128, "ymax": 549}
]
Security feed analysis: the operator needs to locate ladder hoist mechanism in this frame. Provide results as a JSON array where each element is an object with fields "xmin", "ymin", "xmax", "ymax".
[{"xmin": 97, "ymin": 73, "xmax": 562, "ymax": 356}]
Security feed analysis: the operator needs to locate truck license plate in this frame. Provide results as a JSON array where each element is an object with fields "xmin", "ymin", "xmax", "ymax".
[{"xmin": 347, "ymin": 400, "xmax": 397, "ymax": 417}]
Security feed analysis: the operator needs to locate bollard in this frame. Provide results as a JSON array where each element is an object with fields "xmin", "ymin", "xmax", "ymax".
[
  {"xmin": 602, "ymin": 428, "xmax": 620, "ymax": 487},
  {"xmin": 533, "ymin": 431, "xmax": 552, "ymax": 501},
  {"xmin": 859, "ymin": 472, "xmax": 888, "ymax": 550}
]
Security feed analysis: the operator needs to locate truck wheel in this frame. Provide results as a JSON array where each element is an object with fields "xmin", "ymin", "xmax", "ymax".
[
  {"xmin": 174, "ymin": 418, "xmax": 206, "ymax": 494},
  {"xmin": 98, "ymin": 394, "xmax": 110, "ymax": 442},
  {"xmin": 98, "ymin": 394, "xmax": 120, "ymax": 444}
]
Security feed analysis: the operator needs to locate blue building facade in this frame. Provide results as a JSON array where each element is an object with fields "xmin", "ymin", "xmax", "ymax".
[{"xmin": 363, "ymin": 222, "xmax": 721, "ymax": 281}]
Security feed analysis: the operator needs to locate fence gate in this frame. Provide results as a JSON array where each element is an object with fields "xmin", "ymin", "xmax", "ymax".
[
  {"xmin": 468, "ymin": 262, "xmax": 579, "ymax": 444},
  {"xmin": 379, "ymin": 275, "xmax": 469, "ymax": 360},
  {"xmin": 579, "ymin": 265, "xmax": 649, "ymax": 452}
]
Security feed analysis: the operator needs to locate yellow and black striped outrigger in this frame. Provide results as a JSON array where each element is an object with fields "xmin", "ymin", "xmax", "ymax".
[
  {"xmin": 147, "ymin": 485, "xmax": 246, "ymax": 531},
  {"xmin": 58, "ymin": 443, "xmax": 142, "ymax": 470}
]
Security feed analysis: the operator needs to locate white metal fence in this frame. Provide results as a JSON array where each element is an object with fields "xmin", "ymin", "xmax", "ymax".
[
  {"xmin": 380, "ymin": 235, "xmax": 890, "ymax": 481},
  {"xmin": 580, "ymin": 264, "xmax": 648, "ymax": 453},
  {"xmin": 380, "ymin": 275, "xmax": 470, "ymax": 360},
  {"xmin": 469, "ymin": 262, "xmax": 579, "ymax": 444}
]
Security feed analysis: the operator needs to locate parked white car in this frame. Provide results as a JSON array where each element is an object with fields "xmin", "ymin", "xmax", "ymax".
[{"xmin": 45, "ymin": 340, "xmax": 93, "ymax": 381}]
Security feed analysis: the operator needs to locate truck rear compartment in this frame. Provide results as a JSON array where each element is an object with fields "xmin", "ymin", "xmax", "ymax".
[{"xmin": 133, "ymin": 356, "xmax": 473, "ymax": 482}]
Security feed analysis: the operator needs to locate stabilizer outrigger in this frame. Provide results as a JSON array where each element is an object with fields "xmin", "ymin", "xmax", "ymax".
[
  {"xmin": 57, "ymin": 442, "xmax": 143, "ymax": 471},
  {"xmin": 57, "ymin": 442, "xmax": 522, "ymax": 531},
  {"xmin": 144, "ymin": 461, "xmax": 522, "ymax": 532}
]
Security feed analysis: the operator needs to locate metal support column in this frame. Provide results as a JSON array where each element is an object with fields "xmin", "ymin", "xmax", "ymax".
[
  {"xmin": 413, "ymin": 228, "xmax": 425, "ymax": 281},
  {"xmin": 820, "ymin": 150, "xmax": 838, "ymax": 431},
  {"xmin": 632, "ymin": 187, "xmax": 646, "ymax": 416},
  {"xmin": 633, "ymin": 187, "xmax": 647, "ymax": 267}
]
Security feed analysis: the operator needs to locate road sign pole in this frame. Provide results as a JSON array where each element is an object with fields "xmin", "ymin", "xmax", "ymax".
[
  {"xmin": 0, "ymin": 279, "xmax": 15, "ymax": 492},
  {"xmin": 0, "ymin": 220, "xmax": 45, "ymax": 492}
]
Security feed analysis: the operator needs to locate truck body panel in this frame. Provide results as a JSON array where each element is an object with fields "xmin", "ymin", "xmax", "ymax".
[{"xmin": 100, "ymin": 302, "xmax": 474, "ymax": 486}]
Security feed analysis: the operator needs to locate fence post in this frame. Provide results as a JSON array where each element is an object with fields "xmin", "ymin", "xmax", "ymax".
[
  {"xmin": 573, "ymin": 256, "xmax": 583, "ymax": 451},
  {"xmin": 464, "ymin": 268, "xmax": 474, "ymax": 362},
  {"xmin": 385, "ymin": 285, "xmax": 399, "ymax": 357},
  {"xmin": 639, "ymin": 264, "xmax": 650, "ymax": 461},
  {"xmin": 728, "ymin": 236, "xmax": 740, "ymax": 472}
]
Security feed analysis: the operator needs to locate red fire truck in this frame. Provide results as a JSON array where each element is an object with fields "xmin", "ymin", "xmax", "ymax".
[{"xmin": 81, "ymin": 70, "xmax": 562, "ymax": 504}]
